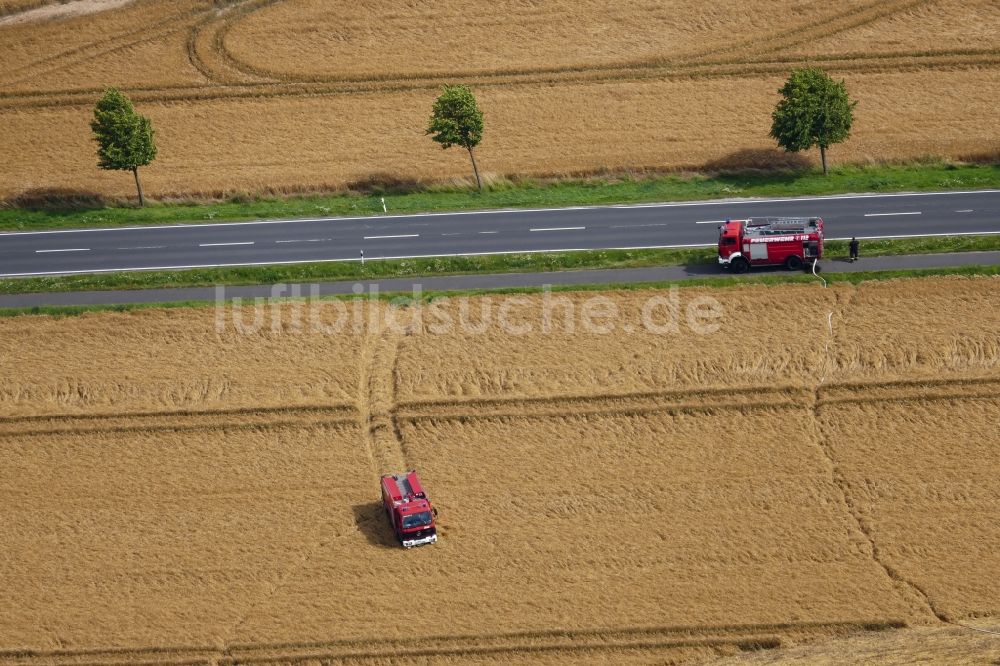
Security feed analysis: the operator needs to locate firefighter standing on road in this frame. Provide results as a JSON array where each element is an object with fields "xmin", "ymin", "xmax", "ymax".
[{"xmin": 849, "ymin": 237, "xmax": 860, "ymax": 262}]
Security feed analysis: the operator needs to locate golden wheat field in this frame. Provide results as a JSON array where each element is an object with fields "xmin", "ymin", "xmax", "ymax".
[
  {"xmin": 1, "ymin": 275, "xmax": 999, "ymax": 665},
  {"xmin": 0, "ymin": 0, "xmax": 998, "ymax": 200}
]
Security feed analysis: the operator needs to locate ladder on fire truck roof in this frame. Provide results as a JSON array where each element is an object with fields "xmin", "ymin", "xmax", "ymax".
[
  {"xmin": 739, "ymin": 217, "xmax": 821, "ymax": 237},
  {"xmin": 391, "ymin": 472, "xmax": 425, "ymax": 501},
  {"xmin": 744, "ymin": 216, "xmax": 820, "ymax": 227}
]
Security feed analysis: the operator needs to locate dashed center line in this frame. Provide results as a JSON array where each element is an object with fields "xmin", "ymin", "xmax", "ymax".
[
  {"xmin": 955, "ymin": 209, "xmax": 974, "ymax": 213},
  {"xmin": 117, "ymin": 246, "xmax": 165, "ymax": 250},
  {"xmin": 363, "ymin": 234, "xmax": 419, "ymax": 240},
  {"xmin": 479, "ymin": 231, "xmax": 499, "ymax": 234},
  {"xmin": 529, "ymin": 226, "xmax": 585, "ymax": 232},
  {"xmin": 611, "ymin": 222, "xmax": 670, "ymax": 228},
  {"xmin": 35, "ymin": 248, "xmax": 90, "ymax": 253},
  {"xmin": 275, "ymin": 238, "xmax": 328, "ymax": 244},
  {"xmin": 863, "ymin": 211, "xmax": 922, "ymax": 217},
  {"xmin": 199, "ymin": 241, "xmax": 255, "ymax": 247},
  {"xmin": 695, "ymin": 220, "xmax": 728, "ymax": 225}
]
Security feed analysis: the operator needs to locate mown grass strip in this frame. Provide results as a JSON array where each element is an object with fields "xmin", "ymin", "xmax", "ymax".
[
  {"xmin": 3, "ymin": 265, "xmax": 998, "ymax": 318},
  {"xmin": 1, "ymin": 233, "xmax": 998, "ymax": 296},
  {"xmin": 1, "ymin": 162, "xmax": 997, "ymax": 231},
  {"xmin": 414, "ymin": 265, "xmax": 1000, "ymax": 300}
]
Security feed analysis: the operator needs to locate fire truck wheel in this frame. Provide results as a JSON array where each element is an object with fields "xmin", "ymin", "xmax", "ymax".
[
  {"xmin": 784, "ymin": 255, "xmax": 804, "ymax": 271},
  {"xmin": 731, "ymin": 257, "xmax": 750, "ymax": 273}
]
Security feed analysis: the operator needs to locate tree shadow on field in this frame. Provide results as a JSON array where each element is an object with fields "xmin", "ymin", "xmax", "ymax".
[
  {"xmin": 3, "ymin": 187, "xmax": 113, "ymax": 211},
  {"xmin": 346, "ymin": 173, "xmax": 425, "ymax": 196},
  {"xmin": 352, "ymin": 502, "xmax": 399, "ymax": 548},
  {"xmin": 958, "ymin": 149, "xmax": 1000, "ymax": 164},
  {"xmin": 703, "ymin": 148, "xmax": 813, "ymax": 174}
]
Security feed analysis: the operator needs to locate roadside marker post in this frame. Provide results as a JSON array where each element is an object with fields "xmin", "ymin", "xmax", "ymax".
[
  {"xmin": 381, "ymin": 197, "xmax": 387, "ymax": 213},
  {"xmin": 361, "ymin": 249, "xmax": 365, "ymax": 265}
]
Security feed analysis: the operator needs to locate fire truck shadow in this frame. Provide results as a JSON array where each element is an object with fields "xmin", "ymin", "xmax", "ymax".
[
  {"xmin": 682, "ymin": 262, "xmax": 727, "ymax": 276},
  {"xmin": 352, "ymin": 502, "xmax": 400, "ymax": 548},
  {"xmin": 682, "ymin": 262, "xmax": 800, "ymax": 276}
]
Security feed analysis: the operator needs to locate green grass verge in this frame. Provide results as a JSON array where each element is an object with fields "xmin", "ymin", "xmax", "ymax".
[
  {"xmin": 1, "ymin": 162, "xmax": 998, "ymax": 231},
  {"xmin": 3, "ymin": 265, "xmax": 998, "ymax": 317},
  {"xmin": 0, "ymin": 247, "xmax": 709, "ymax": 295},
  {"xmin": 2, "ymin": 232, "xmax": 998, "ymax": 296}
]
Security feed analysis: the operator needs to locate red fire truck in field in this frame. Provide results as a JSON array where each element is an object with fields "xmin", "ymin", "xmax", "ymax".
[
  {"xmin": 380, "ymin": 471, "xmax": 438, "ymax": 548},
  {"xmin": 717, "ymin": 217, "xmax": 824, "ymax": 273}
]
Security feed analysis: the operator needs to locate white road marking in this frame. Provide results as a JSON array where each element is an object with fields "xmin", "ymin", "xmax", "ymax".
[
  {"xmin": 0, "ymin": 243, "xmax": 717, "ymax": 277},
  {"xmin": 117, "ymin": 246, "xmax": 165, "ymax": 250},
  {"xmin": 8, "ymin": 231, "xmax": 1000, "ymax": 278},
  {"xmin": 956, "ymin": 209, "xmax": 974, "ymax": 213},
  {"xmin": 695, "ymin": 220, "xmax": 728, "ymax": 225},
  {"xmin": 479, "ymin": 231, "xmax": 498, "ymax": 234},
  {"xmin": 611, "ymin": 222, "xmax": 670, "ymax": 228},
  {"xmin": 275, "ymin": 239, "xmax": 327, "ymax": 244},
  {"xmin": 863, "ymin": 211, "xmax": 922, "ymax": 217},
  {"xmin": 35, "ymin": 248, "xmax": 89, "ymax": 253},
  {"xmin": 2, "ymin": 189, "xmax": 997, "ymax": 237},
  {"xmin": 441, "ymin": 233, "xmax": 461, "ymax": 236},
  {"xmin": 363, "ymin": 234, "xmax": 419, "ymax": 240},
  {"xmin": 828, "ymin": 230, "xmax": 1000, "ymax": 241},
  {"xmin": 199, "ymin": 241, "xmax": 255, "ymax": 247},
  {"xmin": 530, "ymin": 226, "xmax": 585, "ymax": 232}
]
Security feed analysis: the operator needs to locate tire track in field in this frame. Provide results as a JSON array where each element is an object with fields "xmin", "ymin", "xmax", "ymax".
[
  {"xmin": 206, "ymin": 0, "xmax": 927, "ymax": 85},
  {"xmin": 393, "ymin": 376, "xmax": 1000, "ymax": 424},
  {"xmin": 185, "ymin": 0, "xmax": 283, "ymax": 84},
  {"xmin": 810, "ymin": 396, "xmax": 950, "ymax": 623},
  {"xmin": 691, "ymin": 0, "xmax": 935, "ymax": 64},
  {"xmin": 0, "ymin": 404, "xmax": 358, "ymax": 437},
  {"xmin": 2, "ymin": 0, "xmax": 989, "ymax": 109},
  {"xmin": 357, "ymin": 304, "xmax": 410, "ymax": 477},
  {"xmin": 214, "ymin": 308, "xmax": 382, "ymax": 650},
  {"xmin": 207, "ymin": 0, "xmax": 286, "ymax": 83},
  {"xmin": 0, "ymin": 0, "xmax": 994, "ymax": 114},
  {"xmin": 0, "ymin": 47, "xmax": 995, "ymax": 110},
  {"xmin": 0, "ymin": 619, "xmax": 906, "ymax": 665},
  {"xmin": 806, "ymin": 289, "xmax": 946, "ymax": 624},
  {"xmin": 0, "ymin": 2, "xmax": 211, "ymax": 88}
]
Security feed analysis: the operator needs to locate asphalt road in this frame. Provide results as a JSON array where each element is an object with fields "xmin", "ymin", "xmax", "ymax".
[
  {"xmin": 2, "ymin": 251, "xmax": 998, "ymax": 308},
  {"xmin": 1, "ymin": 190, "xmax": 998, "ymax": 277}
]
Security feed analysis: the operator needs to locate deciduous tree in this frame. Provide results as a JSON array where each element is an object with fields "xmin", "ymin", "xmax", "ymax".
[
  {"xmin": 91, "ymin": 88, "xmax": 157, "ymax": 205},
  {"xmin": 770, "ymin": 68, "xmax": 856, "ymax": 175},
  {"xmin": 427, "ymin": 85, "xmax": 484, "ymax": 191}
]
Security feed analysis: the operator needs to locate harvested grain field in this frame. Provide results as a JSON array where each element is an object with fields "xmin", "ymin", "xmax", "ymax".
[
  {"xmin": 1, "ymin": 275, "xmax": 999, "ymax": 664},
  {"xmin": 0, "ymin": 0, "xmax": 998, "ymax": 199}
]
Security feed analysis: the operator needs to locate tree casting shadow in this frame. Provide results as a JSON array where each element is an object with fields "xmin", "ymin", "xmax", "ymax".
[
  {"xmin": 3, "ymin": 187, "xmax": 112, "ymax": 211},
  {"xmin": 703, "ymin": 148, "xmax": 813, "ymax": 173}
]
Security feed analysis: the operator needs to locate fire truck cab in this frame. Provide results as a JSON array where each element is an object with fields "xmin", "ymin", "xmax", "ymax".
[
  {"xmin": 718, "ymin": 217, "xmax": 824, "ymax": 273},
  {"xmin": 380, "ymin": 471, "xmax": 438, "ymax": 549}
]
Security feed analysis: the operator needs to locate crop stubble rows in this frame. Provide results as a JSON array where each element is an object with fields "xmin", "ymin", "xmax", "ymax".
[
  {"xmin": 0, "ymin": 0, "xmax": 998, "ymax": 197},
  {"xmin": 1, "ymin": 277, "xmax": 998, "ymax": 663}
]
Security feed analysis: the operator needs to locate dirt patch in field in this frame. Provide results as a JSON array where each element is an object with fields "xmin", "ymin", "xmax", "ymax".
[{"xmin": 0, "ymin": 0, "xmax": 135, "ymax": 26}]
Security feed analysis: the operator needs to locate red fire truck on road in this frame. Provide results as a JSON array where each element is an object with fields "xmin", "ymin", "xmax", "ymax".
[
  {"xmin": 717, "ymin": 217, "xmax": 824, "ymax": 273},
  {"xmin": 380, "ymin": 471, "xmax": 438, "ymax": 548}
]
